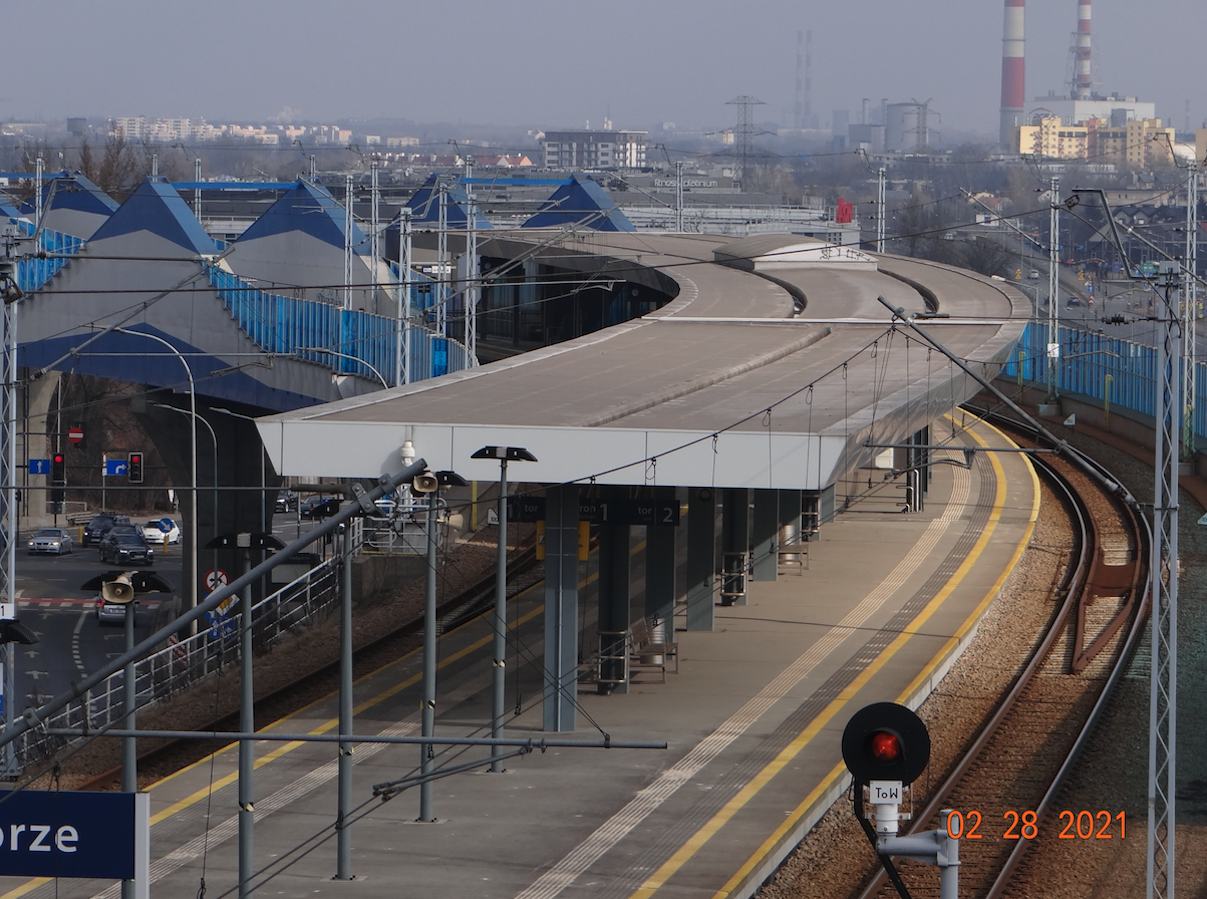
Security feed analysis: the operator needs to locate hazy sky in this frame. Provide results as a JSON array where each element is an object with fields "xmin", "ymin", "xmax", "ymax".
[{"xmin": 8, "ymin": 0, "xmax": 1202, "ymax": 141}]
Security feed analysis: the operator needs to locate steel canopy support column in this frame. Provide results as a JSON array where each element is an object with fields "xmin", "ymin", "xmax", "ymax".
[
  {"xmin": 335, "ymin": 528, "xmax": 353, "ymax": 879},
  {"xmin": 418, "ymin": 494, "xmax": 438, "ymax": 821},
  {"xmin": 645, "ymin": 487, "xmax": 677, "ymax": 641},
  {"xmin": 597, "ymin": 519, "xmax": 631, "ymax": 694},
  {"xmin": 685, "ymin": 488, "xmax": 716, "ymax": 631},
  {"xmin": 720, "ymin": 488, "xmax": 750, "ymax": 605},
  {"xmin": 750, "ymin": 490, "xmax": 779, "ymax": 582},
  {"xmin": 542, "ymin": 486, "xmax": 579, "ymax": 732},
  {"xmin": 238, "ymin": 539, "xmax": 255, "ymax": 898}
]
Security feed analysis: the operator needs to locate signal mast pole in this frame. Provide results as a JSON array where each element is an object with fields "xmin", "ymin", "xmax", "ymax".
[{"xmin": 1044, "ymin": 176, "xmax": 1061, "ymax": 408}]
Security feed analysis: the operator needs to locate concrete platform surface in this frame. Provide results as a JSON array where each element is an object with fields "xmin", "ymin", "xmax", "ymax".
[{"xmin": 0, "ymin": 415, "xmax": 1039, "ymax": 899}]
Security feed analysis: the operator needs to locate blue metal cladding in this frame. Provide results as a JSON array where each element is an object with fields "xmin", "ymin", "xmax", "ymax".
[
  {"xmin": 205, "ymin": 266, "xmax": 471, "ymax": 385},
  {"xmin": 999, "ymin": 322, "xmax": 1196, "ymax": 428},
  {"xmin": 15, "ymin": 226, "xmax": 85, "ymax": 293}
]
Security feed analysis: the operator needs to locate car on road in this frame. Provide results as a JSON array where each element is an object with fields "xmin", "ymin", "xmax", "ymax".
[
  {"xmin": 299, "ymin": 495, "xmax": 339, "ymax": 519},
  {"xmin": 1028, "ymin": 269, "xmax": 1040, "ymax": 279},
  {"xmin": 82, "ymin": 514, "xmax": 131, "ymax": 545},
  {"xmin": 27, "ymin": 528, "xmax": 73, "ymax": 555},
  {"xmin": 275, "ymin": 490, "xmax": 298, "ymax": 513},
  {"xmin": 1066, "ymin": 295, "xmax": 1082, "ymax": 307},
  {"xmin": 99, "ymin": 531, "xmax": 154, "ymax": 565},
  {"xmin": 141, "ymin": 519, "xmax": 181, "ymax": 545},
  {"xmin": 95, "ymin": 596, "xmax": 130, "ymax": 625}
]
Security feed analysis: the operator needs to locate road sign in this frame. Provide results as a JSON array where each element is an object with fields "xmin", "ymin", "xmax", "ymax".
[
  {"xmin": 157, "ymin": 517, "xmax": 175, "ymax": 533},
  {"xmin": 207, "ymin": 610, "xmax": 236, "ymax": 640},
  {"xmin": 1140, "ymin": 261, "xmax": 1158, "ymax": 277},
  {"xmin": 104, "ymin": 459, "xmax": 128, "ymax": 477},
  {"xmin": 28, "ymin": 459, "xmax": 49, "ymax": 476},
  {"xmin": 205, "ymin": 568, "xmax": 229, "ymax": 592},
  {"xmin": 505, "ymin": 495, "xmax": 680, "ymax": 526},
  {"xmin": 67, "ymin": 426, "xmax": 83, "ymax": 445},
  {"xmin": 0, "ymin": 790, "xmax": 149, "ymax": 883}
]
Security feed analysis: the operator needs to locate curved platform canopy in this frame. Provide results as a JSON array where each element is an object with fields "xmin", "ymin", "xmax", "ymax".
[{"xmin": 256, "ymin": 232, "xmax": 1030, "ymax": 492}]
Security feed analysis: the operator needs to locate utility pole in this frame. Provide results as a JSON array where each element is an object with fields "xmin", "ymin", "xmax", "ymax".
[
  {"xmin": 194, "ymin": 159, "xmax": 202, "ymax": 220},
  {"xmin": 1149, "ymin": 261, "xmax": 1180, "ymax": 899},
  {"xmin": 343, "ymin": 175, "xmax": 353, "ymax": 311},
  {"xmin": 0, "ymin": 233, "xmax": 19, "ymax": 778},
  {"xmin": 675, "ymin": 161, "xmax": 684, "ymax": 233},
  {"xmin": 1182, "ymin": 160, "xmax": 1198, "ymax": 460},
  {"xmin": 370, "ymin": 158, "xmax": 380, "ymax": 315},
  {"xmin": 396, "ymin": 208, "xmax": 412, "ymax": 387},
  {"xmin": 876, "ymin": 167, "xmax": 887, "ymax": 253},
  {"xmin": 437, "ymin": 178, "xmax": 448, "ymax": 337},
  {"xmin": 34, "ymin": 155, "xmax": 43, "ymax": 234},
  {"xmin": 1044, "ymin": 175, "xmax": 1061, "ymax": 409},
  {"xmin": 464, "ymin": 157, "xmax": 478, "ymax": 363}
]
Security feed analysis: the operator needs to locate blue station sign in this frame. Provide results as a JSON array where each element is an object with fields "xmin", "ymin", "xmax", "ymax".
[{"xmin": 0, "ymin": 790, "xmax": 149, "ymax": 882}]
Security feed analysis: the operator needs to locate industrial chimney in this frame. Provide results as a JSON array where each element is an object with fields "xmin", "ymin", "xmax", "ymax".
[
  {"xmin": 999, "ymin": 0, "xmax": 1025, "ymax": 149},
  {"xmin": 1073, "ymin": 0, "xmax": 1092, "ymax": 101}
]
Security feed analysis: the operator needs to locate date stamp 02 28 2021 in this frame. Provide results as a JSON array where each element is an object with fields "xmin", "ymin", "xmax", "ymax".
[{"xmin": 945, "ymin": 810, "xmax": 1127, "ymax": 841}]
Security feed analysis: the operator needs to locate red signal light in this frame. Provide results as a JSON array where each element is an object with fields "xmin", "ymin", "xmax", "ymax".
[{"xmin": 869, "ymin": 731, "xmax": 902, "ymax": 764}]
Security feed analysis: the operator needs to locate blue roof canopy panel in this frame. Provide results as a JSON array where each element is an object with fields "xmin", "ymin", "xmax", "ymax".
[
  {"xmin": 523, "ymin": 173, "xmax": 634, "ymax": 232},
  {"xmin": 20, "ymin": 171, "xmax": 119, "ymax": 218},
  {"xmin": 237, "ymin": 181, "xmax": 370, "ymax": 253},
  {"xmin": 87, "ymin": 178, "xmax": 216, "ymax": 256},
  {"xmin": 406, "ymin": 174, "xmax": 493, "ymax": 230}
]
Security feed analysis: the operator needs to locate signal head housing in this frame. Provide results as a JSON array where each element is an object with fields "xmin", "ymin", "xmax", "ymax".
[{"xmin": 841, "ymin": 701, "xmax": 930, "ymax": 786}]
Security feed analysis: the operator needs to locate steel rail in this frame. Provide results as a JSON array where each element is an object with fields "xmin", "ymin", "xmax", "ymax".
[{"xmin": 854, "ymin": 415, "xmax": 1148, "ymax": 899}]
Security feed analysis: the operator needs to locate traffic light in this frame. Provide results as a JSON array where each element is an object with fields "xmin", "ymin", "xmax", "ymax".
[
  {"xmin": 841, "ymin": 701, "xmax": 930, "ymax": 786},
  {"xmin": 128, "ymin": 452, "xmax": 143, "ymax": 484},
  {"xmin": 51, "ymin": 453, "xmax": 66, "ymax": 487}
]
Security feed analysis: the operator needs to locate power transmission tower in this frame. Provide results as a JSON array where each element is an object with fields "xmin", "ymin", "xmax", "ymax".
[{"xmin": 726, "ymin": 95, "xmax": 765, "ymax": 189}]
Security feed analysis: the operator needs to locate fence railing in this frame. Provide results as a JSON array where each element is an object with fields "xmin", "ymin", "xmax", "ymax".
[
  {"xmin": 206, "ymin": 266, "xmax": 473, "ymax": 385},
  {"xmin": 1000, "ymin": 321, "xmax": 1207, "ymax": 437},
  {"xmin": 14, "ymin": 224, "xmax": 85, "ymax": 293},
  {"xmin": 17, "ymin": 555, "xmax": 342, "ymax": 766}
]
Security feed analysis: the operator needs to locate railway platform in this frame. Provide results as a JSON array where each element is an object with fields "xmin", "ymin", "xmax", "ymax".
[{"xmin": 0, "ymin": 413, "xmax": 1039, "ymax": 899}]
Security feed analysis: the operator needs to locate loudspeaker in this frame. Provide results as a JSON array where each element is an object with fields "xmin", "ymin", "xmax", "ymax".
[
  {"xmin": 102, "ymin": 575, "xmax": 135, "ymax": 604},
  {"xmin": 412, "ymin": 473, "xmax": 439, "ymax": 494}
]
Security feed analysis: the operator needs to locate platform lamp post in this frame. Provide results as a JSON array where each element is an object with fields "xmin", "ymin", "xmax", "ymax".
[
  {"xmin": 153, "ymin": 402, "xmax": 217, "ymax": 606},
  {"xmin": 411, "ymin": 468, "xmax": 466, "ymax": 822},
  {"xmin": 471, "ymin": 445, "xmax": 537, "ymax": 773}
]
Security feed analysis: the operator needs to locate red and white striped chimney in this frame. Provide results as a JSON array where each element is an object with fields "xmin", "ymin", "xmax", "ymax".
[
  {"xmin": 999, "ymin": 0, "xmax": 1025, "ymax": 149},
  {"xmin": 1074, "ymin": 0, "xmax": 1092, "ymax": 101}
]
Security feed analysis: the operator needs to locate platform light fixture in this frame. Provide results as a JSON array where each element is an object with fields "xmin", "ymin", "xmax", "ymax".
[{"xmin": 471, "ymin": 445, "xmax": 537, "ymax": 773}]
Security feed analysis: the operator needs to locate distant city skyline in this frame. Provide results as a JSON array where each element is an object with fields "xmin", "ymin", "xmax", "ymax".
[{"xmin": 7, "ymin": 0, "xmax": 1202, "ymax": 142}]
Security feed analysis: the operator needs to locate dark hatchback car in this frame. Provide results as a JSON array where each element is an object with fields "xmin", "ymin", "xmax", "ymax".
[
  {"xmin": 82, "ymin": 514, "xmax": 131, "ymax": 545},
  {"xmin": 275, "ymin": 490, "xmax": 298, "ymax": 513},
  {"xmin": 99, "ymin": 531, "xmax": 154, "ymax": 565}
]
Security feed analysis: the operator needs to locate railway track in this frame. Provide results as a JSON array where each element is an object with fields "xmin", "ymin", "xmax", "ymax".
[
  {"xmin": 76, "ymin": 544, "xmax": 541, "ymax": 792},
  {"xmin": 853, "ymin": 414, "xmax": 1150, "ymax": 899}
]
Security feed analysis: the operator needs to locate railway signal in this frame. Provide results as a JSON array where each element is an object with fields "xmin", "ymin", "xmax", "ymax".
[
  {"xmin": 842, "ymin": 701, "xmax": 930, "ymax": 787},
  {"xmin": 843, "ymin": 703, "xmax": 958, "ymax": 898}
]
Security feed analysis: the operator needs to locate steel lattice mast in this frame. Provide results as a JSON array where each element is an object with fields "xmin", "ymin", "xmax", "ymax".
[
  {"xmin": 1183, "ymin": 161, "xmax": 1199, "ymax": 459},
  {"xmin": 0, "ymin": 237, "xmax": 17, "ymax": 777},
  {"xmin": 1148, "ymin": 262, "xmax": 1180, "ymax": 899}
]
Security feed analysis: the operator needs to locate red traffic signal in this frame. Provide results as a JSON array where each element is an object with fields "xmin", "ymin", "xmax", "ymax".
[
  {"xmin": 841, "ymin": 702, "xmax": 930, "ymax": 786},
  {"xmin": 51, "ymin": 454, "xmax": 66, "ymax": 487},
  {"xmin": 128, "ymin": 452, "xmax": 144, "ymax": 484},
  {"xmin": 869, "ymin": 730, "xmax": 902, "ymax": 764}
]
